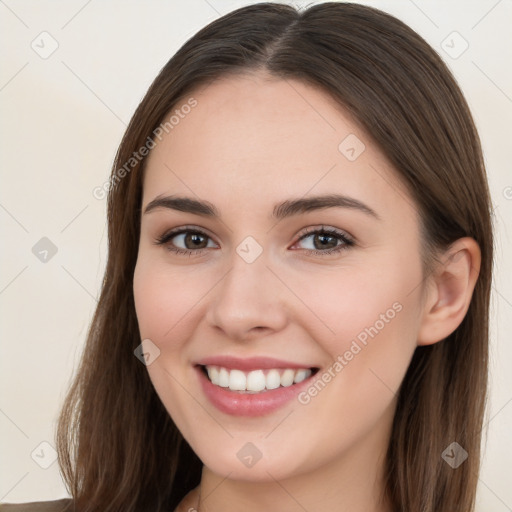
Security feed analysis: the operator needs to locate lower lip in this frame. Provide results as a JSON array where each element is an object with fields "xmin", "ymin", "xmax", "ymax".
[{"xmin": 196, "ymin": 366, "xmax": 315, "ymax": 417}]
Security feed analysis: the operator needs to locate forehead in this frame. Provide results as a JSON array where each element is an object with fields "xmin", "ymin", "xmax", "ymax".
[{"xmin": 142, "ymin": 73, "xmax": 417, "ymax": 224}]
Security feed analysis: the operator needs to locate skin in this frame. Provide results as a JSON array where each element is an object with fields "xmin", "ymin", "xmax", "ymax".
[{"xmin": 132, "ymin": 72, "xmax": 481, "ymax": 512}]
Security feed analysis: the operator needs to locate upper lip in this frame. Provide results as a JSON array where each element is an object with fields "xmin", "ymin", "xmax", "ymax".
[{"xmin": 195, "ymin": 355, "xmax": 317, "ymax": 372}]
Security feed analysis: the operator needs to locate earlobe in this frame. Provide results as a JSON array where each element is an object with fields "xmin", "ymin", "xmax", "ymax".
[{"xmin": 417, "ymin": 237, "xmax": 481, "ymax": 346}]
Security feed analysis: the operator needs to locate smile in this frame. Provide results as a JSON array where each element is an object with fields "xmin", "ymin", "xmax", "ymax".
[
  {"xmin": 203, "ymin": 365, "xmax": 313, "ymax": 393},
  {"xmin": 194, "ymin": 356, "xmax": 319, "ymax": 416}
]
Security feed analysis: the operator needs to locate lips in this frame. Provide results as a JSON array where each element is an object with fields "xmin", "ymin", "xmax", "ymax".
[{"xmin": 194, "ymin": 356, "xmax": 319, "ymax": 416}]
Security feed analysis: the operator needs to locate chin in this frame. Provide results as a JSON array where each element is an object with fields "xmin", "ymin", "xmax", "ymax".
[{"xmin": 189, "ymin": 435, "xmax": 317, "ymax": 483}]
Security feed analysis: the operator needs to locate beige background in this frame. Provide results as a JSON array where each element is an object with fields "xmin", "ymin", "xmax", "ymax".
[{"xmin": 1, "ymin": 0, "xmax": 511, "ymax": 509}]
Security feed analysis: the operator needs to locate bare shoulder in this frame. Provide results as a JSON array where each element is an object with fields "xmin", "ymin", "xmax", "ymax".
[
  {"xmin": 174, "ymin": 487, "xmax": 199, "ymax": 512},
  {"xmin": 0, "ymin": 499, "xmax": 73, "ymax": 512}
]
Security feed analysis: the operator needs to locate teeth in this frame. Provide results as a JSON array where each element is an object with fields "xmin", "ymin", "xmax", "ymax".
[
  {"xmin": 229, "ymin": 369, "xmax": 246, "ymax": 391},
  {"xmin": 246, "ymin": 370, "xmax": 266, "ymax": 392},
  {"xmin": 280, "ymin": 369, "xmax": 295, "ymax": 387},
  {"xmin": 294, "ymin": 369, "xmax": 309, "ymax": 384},
  {"xmin": 218, "ymin": 367, "xmax": 230, "ymax": 387},
  {"xmin": 266, "ymin": 369, "xmax": 281, "ymax": 390},
  {"xmin": 204, "ymin": 365, "xmax": 312, "ymax": 392},
  {"xmin": 206, "ymin": 366, "xmax": 219, "ymax": 383}
]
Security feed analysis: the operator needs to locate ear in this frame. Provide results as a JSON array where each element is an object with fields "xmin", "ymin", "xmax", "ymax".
[{"xmin": 417, "ymin": 237, "xmax": 481, "ymax": 346}]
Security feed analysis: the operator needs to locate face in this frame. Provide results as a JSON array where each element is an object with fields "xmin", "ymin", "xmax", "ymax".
[{"xmin": 133, "ymin": 72, "xmax": 427, "ymax": 482}]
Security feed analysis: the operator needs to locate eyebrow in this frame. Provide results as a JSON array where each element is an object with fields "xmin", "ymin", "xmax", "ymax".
[{"xmin": 143, "ymin": 194, "xmax": 380, "ymax": 220}]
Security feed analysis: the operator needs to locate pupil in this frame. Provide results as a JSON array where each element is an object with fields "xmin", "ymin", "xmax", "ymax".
[
  {"xmin": 316, "ymin": 234, "xmax": 336, "ymax": 250},
  {"xmin": 188, "ymin": 233, "xmax": 205, "ymax": 248}
]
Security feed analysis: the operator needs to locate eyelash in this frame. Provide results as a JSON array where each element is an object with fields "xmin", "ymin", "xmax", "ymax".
[{"xmin": 154, "ymin": 225, "xmax": 355, "ymax": 258}]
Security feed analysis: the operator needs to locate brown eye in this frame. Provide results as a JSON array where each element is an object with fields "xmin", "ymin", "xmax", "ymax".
[
  {"xmin": 155, "ymin": 227, "xmax": 216, "ymax": 256},
  {"xmin": 294, "ymin": 226, "xmax": 355, "ymax": 256}
]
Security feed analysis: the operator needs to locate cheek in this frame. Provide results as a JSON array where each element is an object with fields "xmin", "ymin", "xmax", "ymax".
[
  {"xmin": 301, "ymin": 256, "xmax": 421, "ymax": 405},
  {"xmin": 133, "ymin": 259, "xmax": 206, "ymax": 345},
  {"xmin": 286, "ymin": 294, "xmax": 419, "ymax": 477},
  {"xmin": 133, "ymin": 259, "xmax": 204, "ymax": 438},
  {"xmin": 132, "ymin": 260, "xmax": 191, "ymax": 389},
  {"xmin": 296, "ymin": 255, "xmax": 422, "ymax": 413},
  {"xmin": 293, "ymin": 255, "xmax": 421, "ymax": 354}
]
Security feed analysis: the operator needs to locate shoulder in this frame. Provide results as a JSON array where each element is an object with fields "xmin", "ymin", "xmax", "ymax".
[
  {"xmin": 174, "ymin": 487, "xmax": 199, "ymax": 512},
  {"xmin": 0, "ymin": 499, "xmax": 73, "ymax": 512}
]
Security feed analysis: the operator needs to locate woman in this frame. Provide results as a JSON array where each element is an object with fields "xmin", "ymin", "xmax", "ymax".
[{"xmin": 1, "ymin": 2, "xmax": 493, "ymax": 511}]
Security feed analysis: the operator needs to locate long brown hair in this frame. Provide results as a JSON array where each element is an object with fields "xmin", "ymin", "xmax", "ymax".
[{"xmin": 56, "ymin": 3, "xmax": 494, "ymax": 511}]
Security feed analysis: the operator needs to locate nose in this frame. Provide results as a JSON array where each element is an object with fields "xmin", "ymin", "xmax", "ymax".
[{"xmin": 205, "ymin": 245, "xmax": 289, "ymax": 342}]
